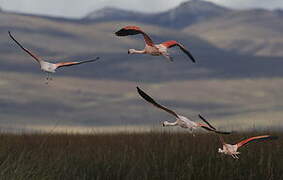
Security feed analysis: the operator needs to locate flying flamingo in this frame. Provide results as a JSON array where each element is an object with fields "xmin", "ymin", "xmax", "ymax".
[
  {"xmin": 115, "ymin": 26, "xmax": 196, "ymax": 63},
  {"xmin": 137, "ymin": 87, "xmax": 230, "ymax": 134},
  {"xmin": 8, "ymin": 31, "xmax": 99, "ymax": 83},
  {"xmin": 218, "ymin": 135, "xmax": 278, "ymax": 159}
]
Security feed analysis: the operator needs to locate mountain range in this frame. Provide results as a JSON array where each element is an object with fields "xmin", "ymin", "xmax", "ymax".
[
  {"xmin": 0, "ymin": 0, "xmax": 283, "ymax": 131},
  {"xmin": 84, "ymin": 0, "xmax": 283, "ymax": 57},
  {"xmin": 84, "ymin": 0, "xmax": 230, "ymax": 28}
]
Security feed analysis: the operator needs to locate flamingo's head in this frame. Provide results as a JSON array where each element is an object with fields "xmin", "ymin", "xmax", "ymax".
[
  {"xmin": 218, "ymin": 148, "xmax": 224, "ymax": 153},
  {"xmin": 162, "ymin": 121, "xmax": 169, "ymax": 127},
  {"xmin": 128, "ymin": 49, "xmax": 135, "ymax": 54}
]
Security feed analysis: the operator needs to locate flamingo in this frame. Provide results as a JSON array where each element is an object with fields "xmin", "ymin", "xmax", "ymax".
[
  {"xmin": 218, "ymin": 135, "xmax": 278, "ymax": 159},
  {"xmin": 137, "ymin": 87, "xmax": 230, "ymax": 134},
  {"xmin": 115, "ymin": 26, "xmax": 196, "ymax": 63},
  {"xmin": 8, "ymin": 31, "xmax": 99, "ymax": 83}
]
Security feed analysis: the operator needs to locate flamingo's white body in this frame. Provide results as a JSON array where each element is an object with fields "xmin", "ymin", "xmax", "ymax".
[
  {"xmin": 137, "ymin": 87, "xmax": 230, "ymax": 134},
  {"xmin": 115, "ymin": 26, "xmax": 196, "ymax": 63},
  {"xmin": 218, "ymin": 135, "xmax": 278, "ymax": 159},
  {"xmin": 164, "ymin": 115, "xmax": 199, "ymax": 130},
  {"xmin": 9, "ymin": 31, "xmax": 99, "ymax": 81},
  {"xmin": 39, "ymin": 61, "xmax": 58, "ymax": 73}
]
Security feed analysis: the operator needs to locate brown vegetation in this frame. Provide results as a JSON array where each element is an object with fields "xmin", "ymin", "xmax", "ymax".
[{"xmin": 0, "ymin": 132, "xmax": 281, "ymax": 179}]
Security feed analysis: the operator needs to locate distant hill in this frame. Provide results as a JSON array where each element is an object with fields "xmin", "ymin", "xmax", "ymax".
[
  {"xmin": 83, "ymin": 0, "xmax": 230, "ymax": 28},
  {"xmin": 184, "ymin": 9, "xmax": 283, "ymax": 57},
  {"xmin": 1, "ymin": 3, "xmax": 283, "ymax": 130},
  {"xmin": 83, "ymin": 0, "xmax": 283, "ymax": 57},
  {"xmin": 84, "ymin": 7, "xmax": 151, "ymax": 23},
  {"xmin": 144, "ymin": 0, "xmax": 230, "ymax": 28}
]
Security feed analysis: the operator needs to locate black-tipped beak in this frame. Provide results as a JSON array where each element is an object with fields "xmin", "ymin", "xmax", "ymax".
[
  {"xmin": 127, "ymin": 50, "xmax": 130, "ymax": 54},
  {"xmin": 162, "ymin": 123, "xmax": 165, "ymax": 127}
]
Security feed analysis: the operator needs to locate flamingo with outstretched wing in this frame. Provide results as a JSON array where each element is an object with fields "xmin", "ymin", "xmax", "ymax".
[
  {"xmin": 115, "ymin": 26, "xmax": 196, "ymax": 63},
  {"xmin": 137, "ymin": 87, "xmax": 230, "ymax": 135},
  {"xmin": 218, "ymin": 135, "xmax": 278, "ymax": 159},
  {"xmin": 9, "ymin": 31, "xmax": 99, "ymax": 83}
]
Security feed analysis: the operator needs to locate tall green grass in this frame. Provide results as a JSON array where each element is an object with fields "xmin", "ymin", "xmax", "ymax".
[{"xmin": 0, "ymin": 132, "xmax": 281, "ymax": 180}]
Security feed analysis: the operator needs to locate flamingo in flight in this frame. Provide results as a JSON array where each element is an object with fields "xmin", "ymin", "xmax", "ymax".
[
  {"xmin": 9, "ymin": 31, "xmax": 99, "ymax": 83},
  {"xmin": 137, "ymin": 87, "xmax": 230, "ymax": 135},
  {"xmin": 218, "ymin": 135, "xmax": 278, "ymax": 159},
  {"xmin": 115, "ymin": 26, "xmax": 196, "ymax": 63}
]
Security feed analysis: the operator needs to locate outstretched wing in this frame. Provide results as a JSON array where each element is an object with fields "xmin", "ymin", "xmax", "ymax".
[
  {"xmin": 8, "ymin": 31, "xmax": 42, "ymax": 64},
  {"xmin": 136, "ymin": 87, "xmax": 178, "ymax": 118},
  {"xmin": 198, "ymin": 114, "xmax": 216, "ymax": 130},
  {"xmin": 198, "ymin": 114, "xmax": 231, "ymax": 134},
  {"xmin": 115, "ymin": 26, "xmax": 154, "ymax": 46},
  {"xmin": 56, "ymin": 57, "xmax": 99, "ymax": 69},
  {"xmin": 214, "ymin": 130, "xmax": 231, "ymax": 135},
  {"xmin": 199, "ymin": 124, "xmax": 231, "ymax": 134},
  {"xmin": 237, "ymin": 135, "xmax": 278, "ymax": 148},
  {"xmin": 162, "ymin": 40, "xmax": 196, "ymax": 63}
]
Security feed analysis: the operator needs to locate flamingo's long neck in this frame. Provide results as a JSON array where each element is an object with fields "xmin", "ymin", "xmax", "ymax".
[
  {"xmin": 130, "ymin": 49, "xmax": 146, "ymax": 54},
  {"xmin": 164, "ymin": 121, "xmax": 178, "ymax": 126}
]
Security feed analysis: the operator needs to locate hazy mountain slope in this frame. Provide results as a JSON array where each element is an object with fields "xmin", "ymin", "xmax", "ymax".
[
  {"xmin": 84, "ymin": 7, "xmax": 150, "ymax": 23},
  {"xmin": 84, "ymin": 0, "xmax": 283, "ymax": 57},
  {"xmin": 1, "ymin": 10, "xmax": 283, "ymax": 130},
  {"xmin": 2, "ymin": 11, "xmax": 283, "ymax": 82},
  {"xmin": 1, "ymin": 71, "xmax": 283, "ymax": 132},
  {"xmin": 83, "ymin": 0, "xmax": 230, "ymax": 28},
  {"xmin": 153, "ymin": 0, "xmax": 230, "ymax": 28},
  {"xmin": 184, "ymin": 9, "xmax": 283, "ymax": 57}
]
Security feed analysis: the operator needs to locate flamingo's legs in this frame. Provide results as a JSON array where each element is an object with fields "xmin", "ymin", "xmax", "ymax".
[
  {"xmin": 162, "ymin": 52, "xmax": 174, "ymax": 62},
  {"xmin": 45, "ymin": 73, "xmax": 52, "ymax": 84},
  {"xmin": 231, "ymin": 154, "xmax": 239, "ymax": 159},
  {"xmin": 190, "ymin": 128, "xmax": 195, "ymax": 137}
]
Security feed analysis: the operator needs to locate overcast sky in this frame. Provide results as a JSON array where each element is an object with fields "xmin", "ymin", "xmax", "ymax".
[{"xmin": 0, "ymin": 0, "xmax": 283, "ymax": 18}]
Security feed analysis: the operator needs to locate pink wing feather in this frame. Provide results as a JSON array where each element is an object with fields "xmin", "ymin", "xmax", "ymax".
[
  {"xmin": 115, "ymin": 26, "xmax": 154, "ymax": 46},
  {"xmin": 162, "ymin": 40, "xmax": 196, "ymax": 63}
]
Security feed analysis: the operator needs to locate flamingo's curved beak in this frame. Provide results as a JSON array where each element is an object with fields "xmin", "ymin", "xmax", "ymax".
[{"xmin": 127, "ymin": 50, "xmax": 130, "ymax": 54}]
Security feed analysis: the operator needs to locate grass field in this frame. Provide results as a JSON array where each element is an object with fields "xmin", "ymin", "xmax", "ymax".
[{"xmin": 0, "ymin": 131, "xmax": 281, "ymax": 180}]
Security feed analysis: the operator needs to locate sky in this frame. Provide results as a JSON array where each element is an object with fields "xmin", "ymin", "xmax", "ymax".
[{"xmin": 0, "ymin": 0, "xmax": 283, "ymax": 18}]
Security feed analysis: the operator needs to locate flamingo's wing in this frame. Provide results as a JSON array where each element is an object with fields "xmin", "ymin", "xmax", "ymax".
[
  {"xmin": 199, "ymin": 125, "xmax": 214, "ymax": 132},
  {"xmin": 198, "ymin": 114, "xmax": 216, "ymax": 130},
  {"xmin": 56, "ymin": 57, "xmax": 99, "ymax": 69},
  {"xmin": 214, "ymin": 130, "xmax": 231, "ymax": 135},
  {"xmin": 115, "ymin": 26, "xmax": 154, "ymax": 46},
  {"xmin": 162, "ymin": 40, "xmax": 196, "ymax": 63},
  {"xmin": 8, "ymin": 31, "xmax": 42, "ymax": 64},
  {"xmin": 136, "ymin": 87, "xmax": 178, "ymax": 118},
  {"xmin": 236, "ymin": 135, "xmax": 278, "ymax": 148},
  {"xmin": 199, "ymin": 124, "xmax": 231, "ymax": 134},
  {"xmin": 198, "ymin": 114, "xmax": 231, "ymax": 134}
]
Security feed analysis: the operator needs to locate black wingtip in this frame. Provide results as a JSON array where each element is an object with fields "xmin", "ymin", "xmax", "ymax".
[
  {"xmin": 88, "ymin": 57, "xmax": 100, "ymax": 62},
  {"xmin": 115, "ymin": 28, "xmax": 141, "ymax": 36},
  {"xmin": 215, "ymin": 131, "xmax": 232, "ymax": 135},
  {"xmin": 115, "ymin": 29, "xmax": 126, "ymax": 36},
  {"xmin": 136, "ymin": 86, "xmax": 142, "ymax": 94},
  {"xmin": 136, "ymin": 87, "xmax": 154, "ymax": 103},
  {"xmin": 190, "ymin": 56, "xmax": 196, "ymax": 63},
  {"xmin": 8, "ymin": 31, "xmax": 12, "ymax": 37}
]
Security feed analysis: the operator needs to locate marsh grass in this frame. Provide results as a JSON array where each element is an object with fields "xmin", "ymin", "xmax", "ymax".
[{"xmin": 0, "ymin": 132, "xmax": 281, "ymax": 180}]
